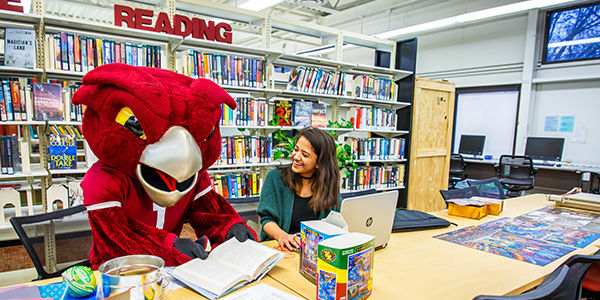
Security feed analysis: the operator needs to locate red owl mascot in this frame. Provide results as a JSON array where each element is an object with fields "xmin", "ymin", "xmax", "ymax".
[{"xmin": 72, "ymin": 63, "xmax": 257, "ymax": 269}]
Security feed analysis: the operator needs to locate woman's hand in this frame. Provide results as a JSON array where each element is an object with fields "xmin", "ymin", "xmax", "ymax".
[{"xmin": 276, "ymin": 233, "xmax": 301, "ymax": 251}]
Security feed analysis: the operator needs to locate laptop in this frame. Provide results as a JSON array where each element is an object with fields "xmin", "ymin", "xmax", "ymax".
[{"xmin": 340, "ymin": 190, "xmax": 398, "ymax": 250}]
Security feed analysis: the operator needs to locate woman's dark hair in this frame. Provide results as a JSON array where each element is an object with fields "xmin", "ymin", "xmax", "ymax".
[{"xmin": 281, "ymin": 127, "xmax": 339, "ymax": 212}]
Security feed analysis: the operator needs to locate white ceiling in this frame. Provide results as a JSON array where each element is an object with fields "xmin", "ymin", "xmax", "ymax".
[{"xmin": 39, "ymin": 0, "xmax": 543, "ymax": 54}]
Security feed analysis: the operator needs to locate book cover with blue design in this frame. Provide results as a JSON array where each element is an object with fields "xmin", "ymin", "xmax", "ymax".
[{"xmin": 48, "ymin": 134, "xmax": 77, "ymax": 170}]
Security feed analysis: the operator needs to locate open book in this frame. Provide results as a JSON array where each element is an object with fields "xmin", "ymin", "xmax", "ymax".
[{"xmin": 170, "ymin": 238, "xmax": 285, "ymax": 299}]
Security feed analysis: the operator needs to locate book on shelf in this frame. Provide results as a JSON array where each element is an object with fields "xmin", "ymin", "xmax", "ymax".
[
  {"xmin": 33, "ymin": 82, "xmax": 63, "ymax": 121},
  {"xmin": 47, "ymin": 134, "xmax": 77, "ymax": 170},
  {"xmin": 4, "ymin": 28, "xmax": 36, "ymax": 69},
  {"xmin": 311, "ymin": 102, "xmax": 328, "ymax": 128},
  {"xmin": 316, "ymin": 232, "xmax": 375, "ymax": 300},
  {"xmin": 170, "ymin": 238, "xmax": 285, "ymax": 300},
  {"xmin": 273, "ymin": 100, "xmax": 294, "ymax": 126},
  {"xmin": 0, "ymin": 136, "xmax": 21, "ymax": 175},
  {"xmin": 293, "ymin": 101, "xmax": 312, "ymax": 127}
]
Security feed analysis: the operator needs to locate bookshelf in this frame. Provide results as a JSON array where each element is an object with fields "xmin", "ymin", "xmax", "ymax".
[{"xmin": 0, "ymin": 4, "xmax": 414, "ymax": 226}]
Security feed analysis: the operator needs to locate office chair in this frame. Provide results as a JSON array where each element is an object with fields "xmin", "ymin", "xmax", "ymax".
[
  {"xmin": 467, "ymin": 178, "xmax": 507, "ymax": 199},
  {"xmin": 495, "ymin": 155, "xmax": 536, "ymax": 197},
  {"xmin": 10, "ymin": 205, "xmax": 92, "ymax": 280},
  {"xmin": 449, "ymin": 153, "xmax": 467, "ymax": 189},
  {"xmin": 473, "ymin": 253, "xmax": 600, "ymax": 300},
  {"xmin": 439, "ymin": 186, "xmax": 480, "ymax": 207}
]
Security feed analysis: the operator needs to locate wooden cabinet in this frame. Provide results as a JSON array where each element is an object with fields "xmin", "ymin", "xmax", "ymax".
[{"xmin": 407, "ymin": 77, "xmax": 455, "ymax": 212}]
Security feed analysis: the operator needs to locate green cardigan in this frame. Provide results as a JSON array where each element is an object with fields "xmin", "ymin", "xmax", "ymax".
[{"xmin": 257, "ymin": 168, "xmax": 340, "ymax": 241}]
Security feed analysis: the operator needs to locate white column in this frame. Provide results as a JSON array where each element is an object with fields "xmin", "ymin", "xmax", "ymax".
[{"xmin": 515, "ymin": 9, "xmax": 539, "ymax": 154}]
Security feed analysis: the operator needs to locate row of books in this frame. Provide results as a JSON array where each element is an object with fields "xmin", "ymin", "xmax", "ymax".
[
  {"xmin": 48, "ymin": 125, "xmax": 83, "ymax": 140},
  {"xmin": 341, "ymin": 165, "xmax": 405, "ymax": 191},
  {"xmin": 0, "ymin": 79, "xmax": 84, "ymax": 122},
  {"xmin": 0, "ymin": 135, "xmax": 21, "ymax": 175},
  {"xmin": 209, "ymin": 173, "xmax": 261, "ymax": 199},
  {"xmin": 56, "ymin": 82, "xmax": 84, "ymax": 122},
  {"xmin": 347, "ymin": 137, "xmax": 406, "ymax": 161},
  {"xmin": 216, "ymin": 136, "xmax": 273, "ymax": 166},
  {"xmin": 346, "ymin": 105, "xmax": 397, "ymax": 131},
  {"xmin": 47, "ymin": 134, "xmax": 77, "ymax": 170},
  {"xmin": 273, "ymin": 99, "xmax": 327, "ymax": 128},
  {"xmin": 351, "ymin": 74, "xmax": 398, "ymax": 101},
  {"xmin": 0, "ymin": 78, "xmax": 28, "ymax": 122},
  {"xmin": 287, "ymin": 66, "xmax": 347, "ymax": 96},
  {"xmin": 221, "ymin": 97, "xmax": 267, "ymax": 127},
  {"xmin": 44, "ymin": 32, "xmax": 162, "ymax": 72},
  {"xmin": 180, "ymin": 50, "xmax": 265, "ymax": 88}
]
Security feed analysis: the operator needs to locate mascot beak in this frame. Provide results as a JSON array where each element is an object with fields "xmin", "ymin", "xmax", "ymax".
[{"xmin": 136, "ymin": 126, "xmax": 203, "ymax": 207}]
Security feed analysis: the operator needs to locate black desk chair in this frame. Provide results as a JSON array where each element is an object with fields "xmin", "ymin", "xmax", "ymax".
[
  {"xmin": 10, "ymin": 205, "xmax": 92, "ymax": 280},
  {"xmin": 495, "ymin": 155, "xmax": 536, "ymax": 197},
  {"xmin": 473, "ymin": 253, "xmax": 600, "ymax": 299},
  {"xmin": 449, "ymin": 153, "xmax": 467, "ymax": 189}
]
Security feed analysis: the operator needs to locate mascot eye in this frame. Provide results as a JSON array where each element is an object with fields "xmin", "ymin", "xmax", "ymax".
[
  {"xmin": 116, "ymin": 107, "xmax": 146, "ymax": 140},
  {"xmin": 204, "ymin": 126, "xmax": 216, "ymax": 142}
]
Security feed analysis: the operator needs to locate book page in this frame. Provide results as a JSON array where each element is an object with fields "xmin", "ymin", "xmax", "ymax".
[
  {"xmin": 211, "ymin": 239, "xmax": 283, "ymax": 279},
  {"xmin": 220, "ymin": 283, "xmax": 302, "ymax": 300},
  {"xmin": 172, "ymin": 257, "xmax": 250, "ymax": 296}
]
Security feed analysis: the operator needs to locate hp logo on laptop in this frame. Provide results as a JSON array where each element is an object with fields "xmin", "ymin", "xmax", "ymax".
[{"xmin": 366, "ymin": 217, "xmax": 373, "ymax": 227}]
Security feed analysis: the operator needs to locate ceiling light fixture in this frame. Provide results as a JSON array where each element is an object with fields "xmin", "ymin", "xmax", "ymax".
[
  {"xmin": 374, "ymin": 0, "xmax": 579, "ymax": 40},
  {"xmin": 238, "ymin": 0, "xmax": 284, "ymax": 12}
]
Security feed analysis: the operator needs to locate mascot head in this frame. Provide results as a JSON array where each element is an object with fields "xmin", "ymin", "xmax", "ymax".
[{"xmin": 72, "ymin": 63, "xmax": 235, "ymax": 207}]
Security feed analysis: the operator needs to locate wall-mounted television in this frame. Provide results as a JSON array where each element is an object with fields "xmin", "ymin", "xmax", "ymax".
[{"xmin": 543, "ymin": 2, "xmax": 600, "ymax": 64}]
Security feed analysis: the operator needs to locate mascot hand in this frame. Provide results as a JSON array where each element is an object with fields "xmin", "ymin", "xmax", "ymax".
[
  {"xmin": 173, "ymin": 237, "xmax": 208, "ymax": 259},
  {"xmin": 226, "ymin": 223, "xmax": 255, "ymax": 242}
]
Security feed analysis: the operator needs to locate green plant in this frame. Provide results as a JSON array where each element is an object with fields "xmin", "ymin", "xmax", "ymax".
[
  {"xmin": 269, "ymin": 116, "xmax": 358, "ymax": 175},
  {"xmin": 327, "ymin": 117, "xmax": 353, "ymax": 129}
]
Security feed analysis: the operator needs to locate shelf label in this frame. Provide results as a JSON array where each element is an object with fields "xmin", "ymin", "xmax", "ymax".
[{"xmin": 114, "ymin": 4, "xmax": 233, "ymax": 44}]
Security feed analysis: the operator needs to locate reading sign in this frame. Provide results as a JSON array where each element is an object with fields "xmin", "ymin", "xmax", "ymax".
[
  {"xmin": 0, "ymin": 0, "xmax": 23, "ymax": 12},
  {"xmin": 114, "ymin": 4, "xmax": 233, "ymax": 44}
]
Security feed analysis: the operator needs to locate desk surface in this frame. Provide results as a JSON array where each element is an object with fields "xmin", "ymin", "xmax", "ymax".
[{"xmin": 265, "ymin": 194, "xmax": 599, "ymax": 300}]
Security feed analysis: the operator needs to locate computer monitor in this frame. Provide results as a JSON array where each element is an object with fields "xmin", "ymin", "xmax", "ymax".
[
  {"xmin": 458, "ymin": 135, "xmax": 486, "ymax": 156},
  {"xmin": 524, "ymin": 137, "xmax": 565, "ymax": 161}
]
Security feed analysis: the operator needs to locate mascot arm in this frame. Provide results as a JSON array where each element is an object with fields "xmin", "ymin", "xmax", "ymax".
[
  {"xmin": 186, "ymin": 189, "xmax": 257, "ymax": 245},
  {"xmin": 87, "ymin": 207, "xmax": 191, "ymax": 268}
]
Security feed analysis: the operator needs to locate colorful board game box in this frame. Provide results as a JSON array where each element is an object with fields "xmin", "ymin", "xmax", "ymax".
[
  {"xmin": 317, "ymin": 233, "xmax": 375, "ymax": 300},
  {"xmin": 300, "ymin": 220, "xmax": 347, "ymax": 283}
]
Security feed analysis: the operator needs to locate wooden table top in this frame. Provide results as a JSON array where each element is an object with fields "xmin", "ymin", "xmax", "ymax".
[{"xmin": 265, "ymin": 194, "xmax": 600, "ymax": 300}]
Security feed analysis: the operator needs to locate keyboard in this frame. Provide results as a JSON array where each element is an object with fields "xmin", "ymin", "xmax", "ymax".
[{"xmin": 534, "ymin": 162, "xmax": 561, "ymax": 167}]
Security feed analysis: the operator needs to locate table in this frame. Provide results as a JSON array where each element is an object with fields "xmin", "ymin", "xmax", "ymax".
[{"xmin": 265, "ymin": 194, "xmax": 599, "ymax": 299}]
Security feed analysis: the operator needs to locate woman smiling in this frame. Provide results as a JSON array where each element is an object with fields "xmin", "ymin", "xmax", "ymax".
[{"xmin": 257, "ymin": 127, "xmax": 341, "ymax": 251}]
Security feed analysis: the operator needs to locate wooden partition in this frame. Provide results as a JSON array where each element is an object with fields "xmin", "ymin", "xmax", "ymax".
[{"xmin": 407, "ymin": 78, "xmax": 456, "ymax": 211}]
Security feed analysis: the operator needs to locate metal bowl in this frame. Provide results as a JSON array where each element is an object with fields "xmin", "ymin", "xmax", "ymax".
[{"xmin": 98, "ymin": 255, "xmax": 167, "ymax": 299}]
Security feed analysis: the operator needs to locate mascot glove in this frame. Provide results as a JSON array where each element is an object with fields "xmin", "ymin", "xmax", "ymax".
[
  {"xmin": 226, "ymin": 223, "xmax": 255, "ymax": 242},
  {"xmin": 173, "ymin": 237, "xmax": 209, "ymax": 259}
]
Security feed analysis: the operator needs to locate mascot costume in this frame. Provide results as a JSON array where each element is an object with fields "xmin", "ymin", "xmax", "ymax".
[{"xmin": 72, "ymin": 63, "xmax": 257, "ymax": 269}]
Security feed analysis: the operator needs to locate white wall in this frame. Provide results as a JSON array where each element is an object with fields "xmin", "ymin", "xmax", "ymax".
[
  {"xmin": 329, "ymin": 1, "xmax": 600, "ymax": 165},
  {"xmin": 531, "ymin": 81, "xmax": 600, "ymax": 164}
]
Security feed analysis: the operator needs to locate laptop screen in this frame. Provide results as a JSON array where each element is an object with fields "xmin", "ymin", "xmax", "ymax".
[{"xmin": 340, "ymin": 190, "xmax": 398, "ymax": 249}]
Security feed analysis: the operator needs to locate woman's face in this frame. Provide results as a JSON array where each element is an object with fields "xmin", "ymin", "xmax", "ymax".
[{"xmin": 291, "ymin": 136, "xmax": 318, "ymax": 177}]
